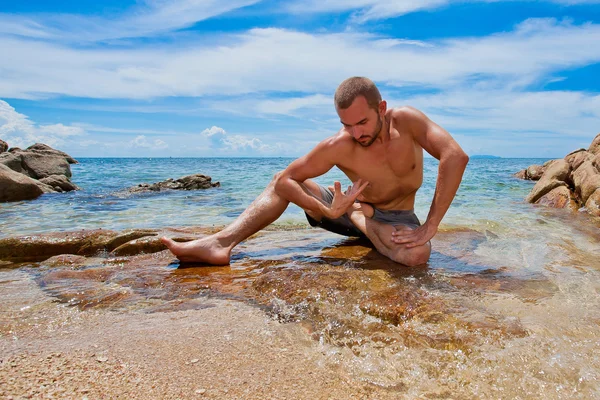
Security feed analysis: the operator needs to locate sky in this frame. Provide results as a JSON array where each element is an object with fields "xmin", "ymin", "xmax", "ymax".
[{"xmin": 0, "ymin": 0, "xmax": 599, "ymax": 158}]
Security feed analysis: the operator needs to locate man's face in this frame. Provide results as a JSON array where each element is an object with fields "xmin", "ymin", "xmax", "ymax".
[{"xmin": 337, "ymin": 96, "xmax": 384, "ymax": 147}]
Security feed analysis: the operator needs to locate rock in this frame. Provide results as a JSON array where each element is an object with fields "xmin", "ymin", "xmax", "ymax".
[
  {"xmin": 535, "ymin": 186, "xmax": 578, "ymax": 210},
  {"xmin": 525, "ymin": 159, "xmax": 571, "ymax": 204},
  {"xmin": 572, "ymin": 161, "xmax": 600, "ymax": 204},
  {"xmin": 128, "ymin": 174, "xmax": 220, "ymax": 193},
  {"xmin": 0, "ymin": 229, "xmax": 120, "ymax": 262},
  {"xmin": 0, "ymin": 139, "xmax": 7, "ymax": 153},
  {"xmin": 0, "ymin": 164, "xmax": 45, "ymax": 202},
  {"xmin": 565, "ymin": 149, "xmax": 595, "ymax": 172},
  {"xmin": 105, "ymin": 230, "xmax": 159, "ymax": 251},
  {"xmin": 110, "ymin": 236, "xmax": 167, "ymax": 257},
  {"xmin": 26, "ymin": 143, "xmax": 78, "ymax": 164},
  {"xmin": 589, "ymin": 133, "xmax": 600, "ymax": 156},
  {"xmin": 0, "ymin": 227, "xmax": 209, "ymax": 262},
  {"xmin": 513, "ymin": 169, "xmax": 527, "ymax": 179},
  {"xmin": 0, "ymin": 152, "xmax": 26, "ymax": 174},
  {"xmin": 514, "ymin": 164, "xmax": 545, "ymax": 180},
  {"xmin": 42, "ymin": 254, "xmax": 91, "ymax": 268},
  {"xmin": 585, "ymin": 188, "xmax": 600, "ymax": 217},
  {"xmin": 526, "ymin": 164, "xmax": 545, "ymax": 180},
  {"xmin": 19, "ymin": 151, "xmax": 72, "ymax": 179},
  {"xmin": 39, "ymin": 175, "xmax": 80, "ymax": 192}
]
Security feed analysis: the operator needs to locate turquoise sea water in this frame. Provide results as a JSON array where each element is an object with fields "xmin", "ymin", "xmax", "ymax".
[{"xmin": 0, "ymin": 157, "xmax": 545, "ymax": 236}]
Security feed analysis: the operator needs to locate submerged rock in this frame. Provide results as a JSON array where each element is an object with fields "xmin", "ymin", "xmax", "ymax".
[
  {"xmin": 127, "ymin": 174, "xmax": 220, "ymax": 194},
  {"xmin": 516, "ymin": 132, "xmax": 600, "ymax": 217}
]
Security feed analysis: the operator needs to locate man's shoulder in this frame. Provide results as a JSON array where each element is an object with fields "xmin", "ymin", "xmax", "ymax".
[
  {"xmin": 389, "ymin": 106, "xmax": 426, "ymax": 123},
  {"xmin": 317, "ymin": 130, "xmax": 354, "ymax": 150}
]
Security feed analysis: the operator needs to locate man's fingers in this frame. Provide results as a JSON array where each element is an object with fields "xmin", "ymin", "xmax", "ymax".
[
  {"xmin": 333, "ymin": 181, "xmax": 342, "ymax": 195},
  {"xmin": 349, "ymin": 179, "xmax": 369, "ymax": 199}
]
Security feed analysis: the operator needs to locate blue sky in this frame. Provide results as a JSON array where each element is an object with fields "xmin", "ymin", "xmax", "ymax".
[{"xmin": 0, "ymin": 0, "xmax": 599, "ymax": 158}]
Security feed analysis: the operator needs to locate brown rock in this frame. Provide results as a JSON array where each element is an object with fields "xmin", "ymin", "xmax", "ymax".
[
  {"xmin": 0, "ymin": 152, "xmax": 26, "ymax": 174},
  {"xmin": 535, "ymin": 186, "xmax": 578, "ymax": 210},
  {"xmin": 0, "ymin": 139, "xmax": 7, "ymax": 153},
  {"xmin": 105, "ymin": 229, "xmax": 159, "ymax": 251},
  {"xmin": 19, "ymin": 151, "xmax": 72, "ymax": 179},
  {"xmin": 565, "ymin": 149, "xmax": 595, "ymax": 172},
  {"xmin": 572, "ymin": 161, "xmax": 600, "ymax": 204},
  {"xmin": 110, "ymin": 236, "xmax": 168, "ymax": 256},
  {"xmin": 127, "ymin": 174, "xmax": 220, "ymax": 193},
  {"xmin": 589, "ymin": 133, "xmax": 600, "ymax": 156},
  {"xmin": 526, "ymin": 164, "xmax": 545, "ymax": 180},
  {"xmin": 26, "ymin": 143, "xmax": 78, "ymax": 164},
  {"xmin": 584, "ymin": 188, "xmax": 600, "ymax": 217},
  {"xmin": 525, "ymin": 159, "xmax": 571, "ymax": 203},
  {"xmin": 513, "ymin": 169, "xmax": 527, "ymax": 179},
  {"xmin": 39, "ymin": 175, "xmax": 80, "ymax": 192},
  {"xmin": 0, "ymin": 164, "xmax": 45, "ymax": 202},
  {"xmin": 0, "ymin": 229, "xmax": 120, "ymax": 262},
  {"xmin": 42, "ymin": 254, "xmax": 91, "ymax": 268}
]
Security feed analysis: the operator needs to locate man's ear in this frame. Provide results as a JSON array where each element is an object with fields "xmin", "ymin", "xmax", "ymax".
[{"xmin": 378, "ymin": 100, "xmax": 387, "ymax": 116}]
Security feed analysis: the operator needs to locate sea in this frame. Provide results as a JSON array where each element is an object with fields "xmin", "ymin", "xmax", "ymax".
[
  {"xmin": 0, "ymin": 157, "xmax": 569, "ymax": 236},
  {"xmin": 2, "ymin": 157, "xmax": 600, "ymax": 398}
]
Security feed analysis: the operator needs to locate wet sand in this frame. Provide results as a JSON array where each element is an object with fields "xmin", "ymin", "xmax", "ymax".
[
  {"xmin": 1, "ymin": 269, "xmax": 385, "ymax": 400},
  {"xmin": 1, "ymin": 222, "xmax": 600, "ymax": 399}
]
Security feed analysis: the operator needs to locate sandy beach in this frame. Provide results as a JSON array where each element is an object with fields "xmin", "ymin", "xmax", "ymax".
[{"xmin": 1, "ymin": 268, "xmax": 391, "ymax": 400}]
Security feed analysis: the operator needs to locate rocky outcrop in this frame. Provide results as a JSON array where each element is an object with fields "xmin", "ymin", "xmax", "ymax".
[
  {"xmin": 127, "ymin": 174, "xmax": 220, "ymax": 194},
  {"xmin": 0, "ymin": 139, "xmax": 7, "ymax": 153},
  {"xmin": 0, "ymin": 228, "xmax": 203, "ymax": 262},
  {"xmin": 516, "ymin": 133, "xmax": 600, "ymax": 217},
  {"xmin": 0, "ymin": 164, "xmax": 48, "ymax": 202},
  {"xmin": 513, "ymin": 160, "xmax": 554, "ymax": 181},
  {"xmin": 0, "ymin": 141, "xmax": 79, "ymax": 202}
]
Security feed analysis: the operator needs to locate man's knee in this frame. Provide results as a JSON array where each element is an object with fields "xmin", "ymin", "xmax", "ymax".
[
  {"xmin": 390, "ymin": 244, "xmax": 430, "ymax": 267},
  {"xmin": 272, "ymin": 170, "xmax": 283, "ymax": 182}
]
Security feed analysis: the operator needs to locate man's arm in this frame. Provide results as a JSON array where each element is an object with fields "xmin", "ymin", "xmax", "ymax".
[
  {"xmin": 392, "ymin": 107, "xmax": 469, "ymax": 248},
  {"xmin": 274, "ymin": 138, "xmax": 368, "ymax": 219}
]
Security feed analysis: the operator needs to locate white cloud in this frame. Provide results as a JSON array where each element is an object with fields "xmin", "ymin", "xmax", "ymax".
[
  {"xmin": 0, "ymin": 0, "xmax": 261, "ymax": 42},
  {"xmin": 200, "ymin": 125, "xmax": 285, "ymax": 154},
  {"xmin": 39, "ymin": 123, "xmax": 85, "ymax": 137},
  {"xmin": 128, "ymin": 135, "xmax": 169, "ymax": 150},
  {"xmin": 0, "ymin": 100, "xmax": 85, "ymax": 149},
  {"xmin": 1, "ymin": 19, "xmax": 600, "ymax": 100}
]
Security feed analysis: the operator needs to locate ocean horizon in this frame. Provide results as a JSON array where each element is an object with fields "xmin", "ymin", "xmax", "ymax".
[{"xmin": 0, "ymin": 156, "xmax": 554, "ymax": 238}]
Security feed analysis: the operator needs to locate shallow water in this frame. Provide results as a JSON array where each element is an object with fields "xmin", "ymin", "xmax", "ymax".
[{"xmin": 2, "ymin": 157, "xmax": 600, "ymax": 397}]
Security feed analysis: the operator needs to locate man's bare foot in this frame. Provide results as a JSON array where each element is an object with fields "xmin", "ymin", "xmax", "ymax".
[
  {"xmin": 348, "ymin": 201, "xmax": 375, "ymax": 218},
  {"xmin": 160, "ymin": 236, "xmax": 231, "ymax": 265}
]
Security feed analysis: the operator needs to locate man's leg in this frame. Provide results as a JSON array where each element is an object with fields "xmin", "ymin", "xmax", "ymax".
[
  {"xmin": 161, "ymin": 174, "xmax": 324, "ymax": 264},
  {"xmin": 346, "ymin": 205, "xmax": 431, "ymax": 267}
]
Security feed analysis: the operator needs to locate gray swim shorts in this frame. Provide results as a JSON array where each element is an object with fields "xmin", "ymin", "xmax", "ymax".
[{"xmin": 305, "ymin": 184, "xmax": 421, "ymax": 238}]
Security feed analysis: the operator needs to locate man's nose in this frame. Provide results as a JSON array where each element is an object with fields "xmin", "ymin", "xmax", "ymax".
[{"xmin": 351, "ymin": 126, "xmax": 361, "ymax": 139}]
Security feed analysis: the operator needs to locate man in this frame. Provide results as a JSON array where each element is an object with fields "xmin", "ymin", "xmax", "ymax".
[{"xmin": 161, "ymin": 77, "xmax": 468, "ymax": 267}]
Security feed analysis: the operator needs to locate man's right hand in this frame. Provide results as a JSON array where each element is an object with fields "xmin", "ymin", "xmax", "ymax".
[{"xmin": 326, "ymin": 179, "xmax": 369, "ymax": 219}]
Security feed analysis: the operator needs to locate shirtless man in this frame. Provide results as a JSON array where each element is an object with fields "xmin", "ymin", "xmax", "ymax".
[{"xmin": 161, "ymin": 77, "xmax": 468, "ymax": 267}]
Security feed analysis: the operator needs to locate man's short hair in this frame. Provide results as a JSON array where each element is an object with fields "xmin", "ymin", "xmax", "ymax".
[{"xmin": 334, "ymin": 77, "xmax": 382, "ymax": 110}]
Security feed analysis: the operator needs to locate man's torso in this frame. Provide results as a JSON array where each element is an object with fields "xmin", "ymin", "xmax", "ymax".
[{"xmin": 331, "ymin": 108, "xmax": 424, "ymax": 211}]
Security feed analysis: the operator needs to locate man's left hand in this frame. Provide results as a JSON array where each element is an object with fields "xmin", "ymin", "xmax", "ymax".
[{"xmin": 391, "ymin": 222, "xmax": 438, "ymax": 248}]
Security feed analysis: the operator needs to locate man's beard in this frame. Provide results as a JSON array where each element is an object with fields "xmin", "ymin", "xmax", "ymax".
[{"xmin": 353, "ymin": 115, "xmax": 383, "ymax": 147}]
